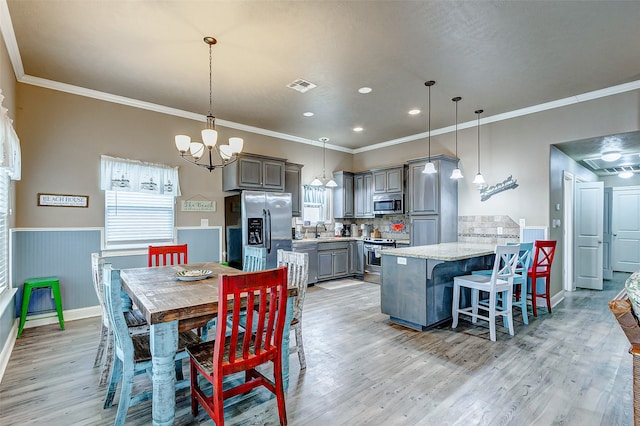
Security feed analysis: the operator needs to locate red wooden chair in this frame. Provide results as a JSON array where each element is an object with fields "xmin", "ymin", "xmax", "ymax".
[
  {"xmin": 148, "ymin": 244, "xmax": 188, "ymax": 267},
  {"xmin": 528, "ymin": 240, "xmax": 557, "ymax": 317},
  {"xmin": 186, "ymin": 267, "xmax": 289, "ymax": 426}
]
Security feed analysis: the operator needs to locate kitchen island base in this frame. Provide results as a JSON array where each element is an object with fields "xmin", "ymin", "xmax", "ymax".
[{"xmin": 380, "ymin": 245, "xmax": 495, "ymax": 330}]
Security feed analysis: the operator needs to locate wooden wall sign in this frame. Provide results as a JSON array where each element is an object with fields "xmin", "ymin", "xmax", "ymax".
[
  {"xmin": 181, "ymin": 200, "xmax": 216, "ymax": 212},
  {"xmin": 37, "ymin": 193, "xmax": 89, "ymax": 208}
]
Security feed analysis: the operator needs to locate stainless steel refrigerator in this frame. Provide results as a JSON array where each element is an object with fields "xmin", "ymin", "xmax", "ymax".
[{"xmin": 225, "ymin": 191, "xmax": 292, "ymax": 270}]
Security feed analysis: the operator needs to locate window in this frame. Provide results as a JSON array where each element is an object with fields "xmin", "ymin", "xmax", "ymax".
[
  {"xmin": 104, "ymin": 190, "xmax": 175, "ymax": 249},
  {"xmin": 302, "ymin": 185, "xmax": 332, "ymax": 225},
  {"xmin": 100, "ymin": 155, "xmax": 180, "ymax": 250}
]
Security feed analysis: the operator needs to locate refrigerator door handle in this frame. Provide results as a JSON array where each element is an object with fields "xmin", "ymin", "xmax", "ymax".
[{"xmin": 265, "ymin": 208, "xmax": 272, "ymax": 254}]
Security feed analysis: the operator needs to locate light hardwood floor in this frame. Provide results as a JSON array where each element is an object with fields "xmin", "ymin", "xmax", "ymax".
[{"xmin": 0, "ymin": 273, "xmax": 634, "ymax": 425}]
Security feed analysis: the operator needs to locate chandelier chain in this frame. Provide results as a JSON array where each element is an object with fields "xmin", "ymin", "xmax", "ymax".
[{"xmin": 208, "ymin": 42, "xmax": 213, "ymax": 118}]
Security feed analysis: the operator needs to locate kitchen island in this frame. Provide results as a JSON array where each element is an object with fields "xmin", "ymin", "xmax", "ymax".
[{"xmin": 379, "ymin": 242, "xmax": 496, "ymax": 330}]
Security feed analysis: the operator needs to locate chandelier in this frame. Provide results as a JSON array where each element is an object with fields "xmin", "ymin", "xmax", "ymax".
[{"xmin": 174, "ymin": 37, "xmax": 243, "ymax": 172}]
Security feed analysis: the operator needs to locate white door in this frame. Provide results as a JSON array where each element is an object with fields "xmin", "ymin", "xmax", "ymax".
[
  {"xmin": 574, "ymin": 182, "xmax": 604, "ymax": 290},
  {"xmin": 603, "ymin": 187, "xmax": 613, "ymax": 280},
  {"xmin": 612, "ymin": 186, "xmax": 640, "ymax": 273}
]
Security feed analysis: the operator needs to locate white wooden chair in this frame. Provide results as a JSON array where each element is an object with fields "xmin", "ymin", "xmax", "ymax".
[
  {"xmin": 91, "ymin": 253, "xmax": 147, "ymax": 386},
  {"xmin": 451, "ymin": 245, "xmax": 520, "ymax": 342},
  {"xmin": 278, "ymin": 249, "xmax": 309, "ymax": 369}
]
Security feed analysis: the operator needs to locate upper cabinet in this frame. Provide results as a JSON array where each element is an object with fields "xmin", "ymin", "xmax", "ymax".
[
  {"xmin": 333, "ymin": 171, "xmax": 354, "ymax": 218},
  {"xmin": 285, "ymin": 162, "xmax": 303, "ymax": 217},
  {"xmin": 407, "ymin": 155, "xmax": 459, "ymax": 245},
  {"xmin": 222, "ymin": 153, "xmax": 286, "ymax": 192},
  {"xmin": 354, "ymin": 172, "xmax": 374, "ymax": 218},
  {"xmin": 372, "ymin": 166, "xmax": 405, "ymax": 194},
  {"xmin": 407, "ymin": 155, "xmax": 458, "ymax": 215}
]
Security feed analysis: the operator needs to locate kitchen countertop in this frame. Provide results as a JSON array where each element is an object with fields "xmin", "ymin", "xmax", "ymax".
[
  {"xmin": 379, "ymin": 242, "xmax": 496, "ymax": 261},
  {"xmin": 292, "ymin": 236, "xmax": 363, "ymax": 245}
]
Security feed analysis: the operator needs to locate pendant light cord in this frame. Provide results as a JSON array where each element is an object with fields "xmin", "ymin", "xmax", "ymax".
[
  {"xmin": 425, "ymin": 81, "xmax": 435, "ymax": 162},
  {"xmin": 476, "ymin": 111, "xmax": 481, "ymax": 172}
]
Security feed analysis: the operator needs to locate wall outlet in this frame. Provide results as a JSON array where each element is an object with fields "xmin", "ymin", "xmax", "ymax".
[
  {"xmin": 497, "ymin": 227, "xmax": 503, "ymax": 235},
  {"xmin": 397, "ymin": 257, "xmax": 407, "ymax": 265},
  {"xmin": 201, "ymin": 219, "xmax": 209, "ymax": 227},
  {"xmin": 519, "ymin": 218, "xmax": 526, "ymax": 228}
]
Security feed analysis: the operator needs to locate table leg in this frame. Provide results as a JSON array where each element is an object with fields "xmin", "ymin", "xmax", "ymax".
[
  {"xmin": 282, "ymin": 297, "xmax": 293, "ymax": 391},
  {"xmin": 150, "ymin": 321, "xmax": 178, "ymax": 426}
]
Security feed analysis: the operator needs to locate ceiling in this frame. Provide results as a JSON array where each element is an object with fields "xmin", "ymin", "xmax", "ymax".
[{"xmin": 4, "ymin": 1, "xmax": 640, "ymax": 166}]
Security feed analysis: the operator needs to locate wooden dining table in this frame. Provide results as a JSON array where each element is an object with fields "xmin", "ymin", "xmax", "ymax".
[{"xmin": 117, "ymin": 261, "xmax": 296, "ymax": 426}]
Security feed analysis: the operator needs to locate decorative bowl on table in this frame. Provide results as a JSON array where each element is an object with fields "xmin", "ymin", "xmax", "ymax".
[{"xmin": 176, "ymin": 269, "xmax": 213, "ymax": 281}]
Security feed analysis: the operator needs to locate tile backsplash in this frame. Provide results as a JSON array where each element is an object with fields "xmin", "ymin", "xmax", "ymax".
[
  {"xmin": 457, "ymin": 215, "xmax": 520, "ymax": 245},
  {"xmin": 296, "ymin": 214, "xmax": 520, "ymax": 245}
]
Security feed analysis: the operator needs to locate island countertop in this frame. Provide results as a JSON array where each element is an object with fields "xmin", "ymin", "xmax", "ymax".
[{"xmin": 379, "ymin": 242, "xmax": 496, "ymax": 261}]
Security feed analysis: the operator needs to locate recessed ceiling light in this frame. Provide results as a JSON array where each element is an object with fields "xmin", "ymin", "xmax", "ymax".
[
  {"xmin": 353, "ymin": 127, "xmax": 364, "ymax": 132},
  {"xmin": 358, "ymin": 87, "xmax": 372, "ymax": 94},
  {"xmin": 408, "ymin": 109, "xmax": 421, "ymax": 115},
  {"xmin": 601, "ymin": 151, "xmax": 622, "ymax": 161},
  {"xmin": 619, "ymin": 170, "xmax": 634, "ymax": 179},
  {"xmin": 303, "ymin": 112, "xmax": 314, "ymax": 117}
]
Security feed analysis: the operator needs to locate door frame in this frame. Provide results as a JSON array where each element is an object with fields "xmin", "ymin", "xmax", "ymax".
[{"xmin": 563, "ymin": 171, "xmax": 575, "ymax": 292}]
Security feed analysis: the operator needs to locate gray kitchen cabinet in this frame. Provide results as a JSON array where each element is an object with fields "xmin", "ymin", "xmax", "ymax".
[
  {"xmin": 317, "ymin": 241, "xmax": 349, "ymax": 281},
  {"xmin": 333, "ymin": 171, "xmax": 354, "ymax": 218},
  {"xmin": 317, "ymin": 251, "xmax": 334, "ymax": 280},
  {"xmin": 372, "ymin": 166, "xmax": 404, "ymax": 194},
  {"xmin": 407, "ymin": 155, "xmax": 458, "ymax": 246},
  {"xmin": 354, "ymin": 172, "xmax": 374, "ymax": 218},
  {"xmin": 285, "ymin": 162, "xmax": 303, "ymax": 217},
  {"xmin": 349, "ymin": 240, "xmax": 364, "ymax": 275},
  {"xmin": 410, "ymin": 216, "xmax": 439, "ymax": 247},
  {"xmin": 292, "ymin": 241, "xmax": 318, "ymax": 284},
  {"xmin": 222, "ymin": 153, "xmax": 286, "ymax": 192}
]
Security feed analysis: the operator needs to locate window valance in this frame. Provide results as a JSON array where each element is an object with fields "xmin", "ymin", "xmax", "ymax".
[
  {"xmin": 0, "ymin": 91, "xmax": 21, "ymax": 181},
  {"xmin": 100, "ymin": 155, "xmax": 181, "ymax": 196},
  {"xmin": 303, "ymin": 185, "xmax": 325, "ymax": 205}
]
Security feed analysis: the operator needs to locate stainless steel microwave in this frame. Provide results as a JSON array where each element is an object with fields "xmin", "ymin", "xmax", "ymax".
[{"xmin": 373, "ymin": 193, "xmax": 404, "ymax": 215}]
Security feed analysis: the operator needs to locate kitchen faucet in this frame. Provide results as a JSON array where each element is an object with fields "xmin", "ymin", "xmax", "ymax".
[{"xmin": 315, "ymin": 221, "xmax": 326, "ymax": 238}]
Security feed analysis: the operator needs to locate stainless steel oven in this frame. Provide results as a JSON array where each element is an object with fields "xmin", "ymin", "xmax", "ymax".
[{"xmin": 363, "ymin": 238, "xmax": 396, "ymax": 283}]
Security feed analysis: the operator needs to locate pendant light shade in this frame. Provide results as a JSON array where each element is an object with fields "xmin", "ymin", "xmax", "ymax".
[
  {"xmin": 450, "ymin": 96, "xmax": 463, "ymax": 180},
  {"xmin": 312, "ymin": 137, "xmax": 337, "ymax": 187},
  {"xmin": 472, "ymin": 109, "xmax": 486, "ymax": 186},
  {"xmin": 422, "ymin": 81, "xmax": 437, "ymax": 174}
]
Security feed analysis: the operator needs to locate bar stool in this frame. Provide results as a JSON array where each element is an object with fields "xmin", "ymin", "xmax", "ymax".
[{"xmin": 17, "ymin": 276, "xmax": 65, "ymax": 338}]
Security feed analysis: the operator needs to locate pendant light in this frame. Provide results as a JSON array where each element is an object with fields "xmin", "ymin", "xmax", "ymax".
[
  {"xmin": 472, "ymin": 109, "xmax": 486, "ymax": 186},
  {"xmin": 422, "ymin": 81, "xmax": 437, "ymax": 174},
  {"xmin": 311, "ymin": 137, "xmax": 337, "ymax": 187},
  {"xmin": 450, "ymin": 96, "xmax": 463, "ymax": 179}
]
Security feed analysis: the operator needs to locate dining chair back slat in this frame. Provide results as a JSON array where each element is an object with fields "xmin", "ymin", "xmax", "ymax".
[
  {"xmin": 148, "ymin": 244, "xmax": 188, "ymax": 267},
  {"xmin": 244, "ymin": 246, "xmax": 267, "ymax": 272}
]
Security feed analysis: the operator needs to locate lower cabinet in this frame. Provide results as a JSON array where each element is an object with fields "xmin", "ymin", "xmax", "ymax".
[
  {"xmin": 318, "ymin": 247, "xmax": 348, "ymax": 280},
  {"xmin": 295, "ymin": 240, "xmax": 361, "ymax": 282},
  {"xmin": 349, "ymin": 240, "xmax": 364, "ymax": 275},
  {"xmin": 292, "ymin": 242, "xmax": 318, "ymax": 284}
]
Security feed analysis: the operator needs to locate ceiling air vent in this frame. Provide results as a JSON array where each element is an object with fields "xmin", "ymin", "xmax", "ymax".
[{"xmin": 287, "ymin": 79, "xmax": 317, "ymax": 93}]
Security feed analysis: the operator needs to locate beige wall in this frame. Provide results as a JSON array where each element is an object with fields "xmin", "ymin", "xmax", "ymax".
[
  {"xmin": 355, "ymin": 91, "xmax": 640, "ymax": 227},
  {"xmin": 13, "ymin": 84, "xmax": 352, "ymax": 228}
]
